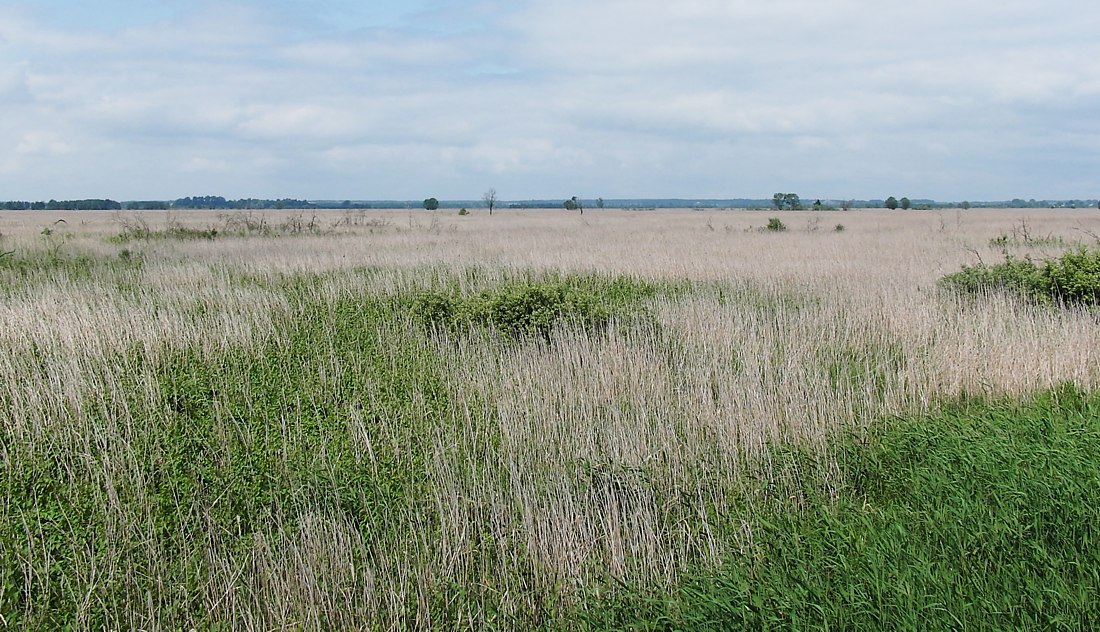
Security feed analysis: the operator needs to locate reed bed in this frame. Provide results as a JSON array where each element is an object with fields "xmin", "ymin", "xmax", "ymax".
[{"xmin": 1, "ymin": 208, "xmax": 1098, "ymax": 628}]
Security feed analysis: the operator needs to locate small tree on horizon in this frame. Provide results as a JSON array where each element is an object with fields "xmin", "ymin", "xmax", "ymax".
[
  {"xmin": 563, "ymin": 196, "xmax": 583, "ymax": 214},
  {"xmin": 773, "ymin": 193, "xmax": 803, "ymax": 210},
  {"xmin": 900, "ymin": 197, "xmax": 911, "ymax": 210},
  {"xmin": 482, "ymin": 188, "xmax": 498, "ymax": 215},
  {"xmin": 422, "ymin": 197, "xmax": 439, "ymax": 211},
  {"xmin": 885, "ymin": 196, "xmax": 899, "ymax": 210}
]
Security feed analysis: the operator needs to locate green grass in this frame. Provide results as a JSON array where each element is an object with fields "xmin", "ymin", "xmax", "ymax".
[
  {"xmin": 0, "ymin": 292, "xmax": 452, "ymax": 628},
  {"xmin": 583, "ymin": 384, "xmax": 1100, "ymax": 630},
  {"xmin": 2, "ymin": 261, "xmax": 1099, "ymax": 629},
  {"xmin": 0, "ymin": 248, "xmax": 144, "ymax": 294}
]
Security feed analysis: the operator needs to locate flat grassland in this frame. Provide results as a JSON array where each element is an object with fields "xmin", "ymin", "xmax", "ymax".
[{"xmin": 2, "ymin": 208, "xmax": 1099, "ymax": 629}]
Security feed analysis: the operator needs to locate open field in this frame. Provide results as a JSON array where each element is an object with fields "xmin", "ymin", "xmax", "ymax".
[{"xmin": 2, "ymin": 208, "xmax": 1099, "ymax": 628}]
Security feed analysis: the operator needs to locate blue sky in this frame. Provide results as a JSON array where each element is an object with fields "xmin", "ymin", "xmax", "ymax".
[{"xmin": 1, "ymin": 0, "xmax": 1098, "ymax": 201}]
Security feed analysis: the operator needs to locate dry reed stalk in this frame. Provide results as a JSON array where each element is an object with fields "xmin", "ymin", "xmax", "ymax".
[{"xmin": 2, "ymin": 208, "xmax": 1098, "ymax": 627}]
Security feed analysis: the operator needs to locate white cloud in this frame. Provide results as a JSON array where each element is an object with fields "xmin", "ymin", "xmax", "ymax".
[
  {"xmin": 0, "ymin": 0, "xmax": 1098, "ymax": 200},
  {"xmin": 15, "ymin": 131, "xmax": 72, "ymax": 156}
]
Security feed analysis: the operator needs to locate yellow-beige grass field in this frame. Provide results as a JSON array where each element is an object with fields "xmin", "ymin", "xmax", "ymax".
[{"xmin": 1, "ymin": 207, "xmax": 1098, "ymax": 628}]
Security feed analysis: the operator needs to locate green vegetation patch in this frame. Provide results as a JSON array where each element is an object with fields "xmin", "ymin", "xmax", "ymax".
[
  {"xmin": 111, "ymin": 223, "xmax": 219, "ymax": 243},
  {"xmin": 409, "ymin": 273, "xmax": 663, "ymax": 341},
  {"xmin": 0, "ymin": 249, "xmax": 143, "ymax": 294},
  {"xmin": 765, "ymin": 217, "xmax": 787, "ymax": 232},
  {"xmin": 584, "ymin": 384, "xmax": 1100, "ymax": 630},
  {"xmin": 940, "ymin": 247, "xmax": 1100, "ymax": 307},
  {"xmin": 109, "ymin": 212, "xmax": 325, "ymax": 244},
  {"xmin": 0, "ymin": 293, "xmax": 454, "ymax": 628}
]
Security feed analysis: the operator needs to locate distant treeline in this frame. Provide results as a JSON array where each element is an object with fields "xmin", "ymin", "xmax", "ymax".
[
  {"xmin": 173, "ymin": 196, "xmax": 313, "ymax": 209},
  {"xmin": 966, "ymin": 198, "xmax": 1098, "ymax": 209},
  {"xmin": 171, "ymin": 196, "xmax": 372, "ymax": 210},
  {"xmin": 1, "ymin": 199, "xmax": 123, "ymax": 211},
  {"xmin": 1, "ymin": 197, "xmax": 1095, "ymax": 211},
  {"xmin": 0, "ymin": 197, "xmax": 373, "ymax": 211}
]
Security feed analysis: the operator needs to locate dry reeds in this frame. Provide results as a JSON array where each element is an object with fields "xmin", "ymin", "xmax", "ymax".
[{"xmin": 1, "ymin": 208, "xmax": 1098, "ymax": 628}]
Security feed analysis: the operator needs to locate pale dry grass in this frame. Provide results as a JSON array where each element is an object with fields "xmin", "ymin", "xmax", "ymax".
[
  {"xmin": 2, "ymin": 207, "xmax": 1099, "ymax": 627},
  {"xmin": 4, "ymin": 207, "xmax": 1097, "ymax": 281}
]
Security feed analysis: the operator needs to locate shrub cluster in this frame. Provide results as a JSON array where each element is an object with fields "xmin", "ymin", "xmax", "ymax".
[
  {"xmin": 939, "ymin": 248, "xmax": 1100, "ymax": 307},
  {"xmin": 110, "ymin": 213, "xmax": 324, "ymax": 243},
  {"xmin": 410, "ymin": 275, "xmax": 659, "ymax": 341}
]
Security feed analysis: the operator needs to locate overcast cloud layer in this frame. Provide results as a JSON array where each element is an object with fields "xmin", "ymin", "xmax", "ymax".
[{"xmin": 1, "ymin": 0, "xmax": 1098, "ymax": 201}]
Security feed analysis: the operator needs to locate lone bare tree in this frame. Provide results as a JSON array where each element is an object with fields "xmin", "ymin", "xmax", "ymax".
[{"xmin": 483, "ymin": 188, "xmax": 498, "ymax": 215}]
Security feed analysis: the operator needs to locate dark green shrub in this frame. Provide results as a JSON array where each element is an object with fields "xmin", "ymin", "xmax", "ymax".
[
  {"xmin": 1044, "ymin": 248, "xmax": 1100, "ymax": 306},
  {"xmin": 765, "ymin": 217, "xmax": 787, "ymax": 232},
  {"xmin": 938, "ymin": 255, "xmax": 1048, "ymax": 301},
  {"xmin": 410, "ymin": 292, "xmax": 459, "ymax": 325},
  {"xmin": 469, "ymin": 282, "xmax": 607, "ymax": 339},
  {"xmin": 409, "ymin": 275, "xmax": 660, "ymax": 341},
  {"xmin": 939, "ymin": 248, "xmax": 1100, "ymax": 308}
]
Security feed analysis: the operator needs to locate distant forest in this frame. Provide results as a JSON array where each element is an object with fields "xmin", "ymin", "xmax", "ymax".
[
  {"xmin": 0, "ymin": 197, "xmax": 372, "ymax": 211},
  {"xmin": 0, "ymin": 196, "xmax": 1096, "ymax": 211}
]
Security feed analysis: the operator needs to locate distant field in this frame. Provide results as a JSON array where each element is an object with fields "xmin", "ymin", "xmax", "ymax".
[{"xmin": 2, "ymin": 208, "xmax": 1098, "ymax": 629}]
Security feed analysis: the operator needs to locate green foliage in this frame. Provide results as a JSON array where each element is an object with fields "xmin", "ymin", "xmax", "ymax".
[
  {"xmin": 1045, "ymin": 248, "xmax": 1100, "ymax": 306},
  {"xmin": 884, "ymin": 196, "xmax": 899, "ymax": 210},
  {"xmin": 458, "ymin": 207, "xmax": 469, "ymax": 216},
  {"xmin": 111, "ymin": 216, "xmax": 219, "ymax": 243},
  {"xmin": 172, "ymin": 195, "xmax": 319, "ymax": 210},
  {"xmin": 423, "ymin": 197, "xmax": 440, "ymax": 211},
  {"xmin": 939, "ymin": 248, "xmax": 1100, "ymax": 307},
  {"xmin": 938, "ymin": 255, "xmax": 1048, "ymax": 300},
  {"xmin": 772, "ymin": 193, "xmax": 803, "ymax": 210},
  {"xmin": 112, "ymin": 223, "xmax": 218, "ymax": 243},
  {"xmin": 899, "ymin": 196, "xmax": 911, "ymax": 210},
  {"xmin": 410, "ymin": 274, "xmax": 660, "ymax": 341},
  {"xmin": 765, "ymin": 217, "xmax": 787, "ymax": 232},
  {"xmin": 834, "ymin": 223, "xmax": 845, "ymax": 232},
  {"xmin": 581, "ymin": 387, "xmax": 1100, "ymax": 630},
  {"xmin": 110, "ymin": 212, "xmax": 329, "ymax": 244}
]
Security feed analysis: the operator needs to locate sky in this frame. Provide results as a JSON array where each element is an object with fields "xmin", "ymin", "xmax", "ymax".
[{"xmin": 1, "ymin": 0, "xmax": 1098, "ymax": 202}]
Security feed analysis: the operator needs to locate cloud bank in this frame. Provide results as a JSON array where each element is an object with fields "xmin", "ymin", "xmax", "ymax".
[{"xmin": 1, "ymin": 0, "xmax": 1098, "ymax": 200}]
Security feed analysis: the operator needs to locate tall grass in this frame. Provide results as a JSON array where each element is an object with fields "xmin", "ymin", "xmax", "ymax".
[
  {"xmin": 585, "ymin": 386, "xmax": 1100, "ymax": 630},
  {"xmin": 1, "ymin": 209, "xmax": 1098, "ymax": 628}
]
